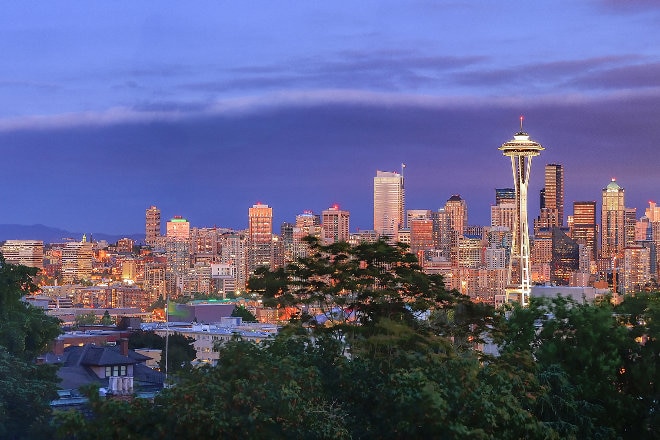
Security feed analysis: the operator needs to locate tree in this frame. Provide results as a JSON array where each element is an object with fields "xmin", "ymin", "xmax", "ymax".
[
  {"xmin": 0, "ymin": 254, "xmax": 62, "ymax": 439},
  {"xmin": 74, "ymin": 312, "xmax": 98, "ymax": 327},
  {"xmin": 128, "ymin": 330, "xmax": 196, "ymax": 373},
  {"xmin": 231, "ymin": 305, "xmax": 257, "ymax": 322},
  {"xmin": 248, "ymin": 238, "xmax": 486, "ymax": 349},
  {"xmin": 100, "ymin": 310, "xmax": 113, "ymax": 325},
  {"xmin": 497, "ymin": 295, "xmax": 659, "ymax": 439}
]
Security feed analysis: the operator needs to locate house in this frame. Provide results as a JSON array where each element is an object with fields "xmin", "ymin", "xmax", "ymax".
[{"xmin": 44, "ymin": 338, "xmax": 164, "ymax": 407}]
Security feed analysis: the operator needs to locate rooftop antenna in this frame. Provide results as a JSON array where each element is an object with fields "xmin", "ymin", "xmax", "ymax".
[{"xmin": 519, "ymin": 115, "xmax": 524, "ymax": 132}]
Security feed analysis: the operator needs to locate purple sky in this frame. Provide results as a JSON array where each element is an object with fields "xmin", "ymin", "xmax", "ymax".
[{"xmin": 1, "ymin": 1, "xmax": 660, "ymax": 235}]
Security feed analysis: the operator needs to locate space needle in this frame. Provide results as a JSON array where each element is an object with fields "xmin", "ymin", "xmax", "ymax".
[{"xmin": 499, "ymin": 116, "xmax": 544, "ymax": 307}]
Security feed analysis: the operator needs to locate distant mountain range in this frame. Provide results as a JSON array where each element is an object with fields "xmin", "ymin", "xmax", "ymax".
[{"xmin": 0, "ymin": 224, "xmax": 143, "ymax": 244}]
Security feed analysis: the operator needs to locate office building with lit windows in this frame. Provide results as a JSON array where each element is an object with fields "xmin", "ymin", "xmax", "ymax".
[
  {"xmin": 535, "ymin": 164, "xmax": 564, "ymax": 234},
  {"xmin": 322, "ymin": 205, "xmax": 350, "ymax": 244},
  {"xmin": 145, "ymin": 205, "xmax": 161, "ymax": 246},
  {"xmin": 601, "ymin": 179, "xmax": 625, "ymax": 260},
  {"xmin": 0, "ymin": 240, "xmax": 44, "ymax": 269},
  {"xmin": 571, "ymin": 201, "xmax": 598, "ymax": 264},
  {"xmin": 373, "ymin": 170, "xmax": 404, "ymax": 241},
  {"xmin": 247, "ymin": 203, "xmax": 273, "ymax": 273}
]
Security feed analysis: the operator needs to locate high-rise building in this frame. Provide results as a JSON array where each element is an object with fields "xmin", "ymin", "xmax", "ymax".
[
  {"xmin": 571, "ymin": 201, "xmax": 597, "ymax": 263},
  {"xmin": 601, "ymin": 179, "xmax": 625, "ymax": 259},
  {"xmin": 409, "ymin": 217, "xmax": 434, "ymax": 263},
  {"xmin": 495, "ymin": 188, "xmax": 515, "ymax": 206},
  {"xmin": 0, "ymin": 240, "xmax": 44, "ymax": 269},
  {"xmin": 322, "ymin": 205, "xmax": 350, "ymax": 244},
  {"xmin": 622, "ymin": 246, "xmax": 651, "ymax": 294},
  {"xmin": 535, "ymin": 164, "xmax": 564, "ymax": 233},
  {"xmin": 624, "ymin": 208, "xmax": 638, "ymax": 248},
  {"xmin": 445, "ymin": 195, "xmax": 468, "ymax": 235},
  {"xmin": 166, "ymin": 216, "xmax": 190, "ymax": 241},
  {"xmin": 61, "ymin": 237, "xmax": 93, "ymax": 284},
  {"xmin": 247, "ymin": 203, "xmax": 273, "ymax": 273},
  {"xmin": 551, "ymin": 227, "xmax": 579, "ymax": 286},
  {"xmin": 644, "ymin": 201, "xmax": 660, "ymax": 275},
  {"xmin": 219, "ymin": 232, "xmax": 248, "ymax": 291},
  {"xmin": 145, "ymin": 206, "xmax": 161, "ymax": 247},
  {"xmin": 373, "ymin": 170, "xmax": 404, "ymax": 241},
  {"xmin": 432, "ymin": 208, "xmax": 451, "ymax": 258},
  {"xmin": 165, "ymin": 216, "xmax": 191, "ymax": 296},
  {"xmin": 499, "ymin": 118, "xmax": 544, "ymax": 306}
]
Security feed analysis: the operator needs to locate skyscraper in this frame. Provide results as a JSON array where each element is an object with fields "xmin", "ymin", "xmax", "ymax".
[
  {"xmin": 322, "ymin": 205, "xmax": 350, "ymax": 244},
  {"xmin": 445, "ymin": 195, "xmax": 468, "ymax": 235},
  {"xmin": 535, "ymin": 164, "xmax": 564, "ymax": 233},
  {"xmin": 601, "ymin": 179, "xmax": 625, "ymax": 260},
  {"xmin": 495, "ymin": 188, "xmax": 515, "ymax": 206},
  {"xmin": 165, "ymin": 216, "xmax": 191, "ymax": 296},
  {"xmin": 571, "ymin": 201, "xmax": 597, "ymax": 263},
  {"xmin": 373, "ymin": 170, "xmax": 404, "ymax": 241},
  {"xmin": 409, "ymin": 210, "xmax": 434, "ymax": 263},
  {"xmin": 499, "ymin": 117, "xmax": 544, "ymax": 306},
  {"xmin": 61, "ymin": 237, "xmax": 93, "ymax": 284},
  {"xmin": 145, "ymin": 205, "xmax": 161, "ymax": 247},
  {"xmin": 247, "ymin": 203, "xmax": 273, "ymax": 273}
]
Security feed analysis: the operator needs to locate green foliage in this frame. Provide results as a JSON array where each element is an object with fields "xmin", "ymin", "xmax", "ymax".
[
  {"xmin": 499, "ymin": 295, "xmax": 660, "ymax": 439},
  {"xmin": 128, "ymin": 330, "xmax": 196, "ymax": 373},
  {"xmin": 74, "ymin": 312, "xmax": 98, "ymax": 327},
  {"xmin": 249, "ymin": 238, "xmax": 483, "ymax": 349},
  {"xmin": 0, "ymin": 254, "xmax": 62, "ymax": 439},
  {"xmin": 147, "ymin": 295, "xmax": 165, "ymax": 311},
  {"xmin": 100, "ymin": 310, "xmax": 113, "ymax": 325},
  {"xmin": 0, "ymin": 348, "xmax": 60, "ymax": 439},
  {"xmin": 231, "ymin": 305, "xmax": 257, "ymax": 322}
]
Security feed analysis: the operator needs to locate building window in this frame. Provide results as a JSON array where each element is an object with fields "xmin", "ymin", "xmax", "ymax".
[{"xmin": 105, "ymin": 365, "xmax": 128, "ymax": 377}]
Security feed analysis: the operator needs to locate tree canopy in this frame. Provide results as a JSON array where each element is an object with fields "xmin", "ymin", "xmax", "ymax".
[
  {"xmin": 128, "ymin": 330, "xmax": 196, "ymax": 373},
  {"xmin": 0, "ymin": 254, "xmax": 62, "ymax": 439},
  {"xmin": 50, "ymin": 242, "xmax": 660, "ymax": 439}
]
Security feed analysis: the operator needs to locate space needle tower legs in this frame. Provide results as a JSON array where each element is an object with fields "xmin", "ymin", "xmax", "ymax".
[{"xmin": 499, "ymin": 117, "xmax": 544, "ymax": 307}]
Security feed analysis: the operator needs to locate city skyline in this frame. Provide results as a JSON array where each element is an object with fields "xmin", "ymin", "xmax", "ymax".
[{"xmin": 1, "ymin": 3, "xmax": 660, "ymax": 234}]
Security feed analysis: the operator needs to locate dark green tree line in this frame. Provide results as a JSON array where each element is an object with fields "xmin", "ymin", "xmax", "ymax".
[{"xmin": 0, "ymin": 254, "xmax": 62, "ymax": 439}]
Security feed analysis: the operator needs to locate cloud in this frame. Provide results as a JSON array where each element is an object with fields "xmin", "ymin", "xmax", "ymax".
[
  {"xmin": 3, "ymin": 85, "xmax": 660, "ymax": 134},
  {"xmin": 569, "ymin": 62, "xmax": 660, "ymax": 89},
  {"xmin": 452, "ymin": 56, "xmax": 640, "ymax": 89}
]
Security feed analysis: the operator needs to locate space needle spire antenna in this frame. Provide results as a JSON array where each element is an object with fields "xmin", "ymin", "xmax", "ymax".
[{"xmin": 498, "ymin": 116, "xmax": 544, "ymax": 307}]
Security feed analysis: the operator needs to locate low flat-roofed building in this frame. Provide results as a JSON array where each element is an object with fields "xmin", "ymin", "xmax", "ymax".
[
  {"xmin": 530, "ymin": 285, "xmax": 609, "ymax": 303},
  {"xmin": 151, "ymin": 321, "xmax": 279, "ymax": 365},
  {"xmin": 1, "ymin": 239, "xmax": 44, "ymax": 269}
]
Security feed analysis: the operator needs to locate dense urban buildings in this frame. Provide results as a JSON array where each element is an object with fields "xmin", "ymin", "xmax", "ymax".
[{"xmin": 3, "ymin": 128, "xmax": 660, "ymax": 314}]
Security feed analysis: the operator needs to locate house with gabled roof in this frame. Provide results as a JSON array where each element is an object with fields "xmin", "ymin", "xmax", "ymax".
[{"xmin": 44, "ymin": 338, "xmax": 164, "ymax": 406}]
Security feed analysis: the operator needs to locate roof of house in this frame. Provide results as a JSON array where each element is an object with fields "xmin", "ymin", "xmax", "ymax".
[{"xmin": 44, "ymin": 343, "xmax": 164, "ymax": 392}]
